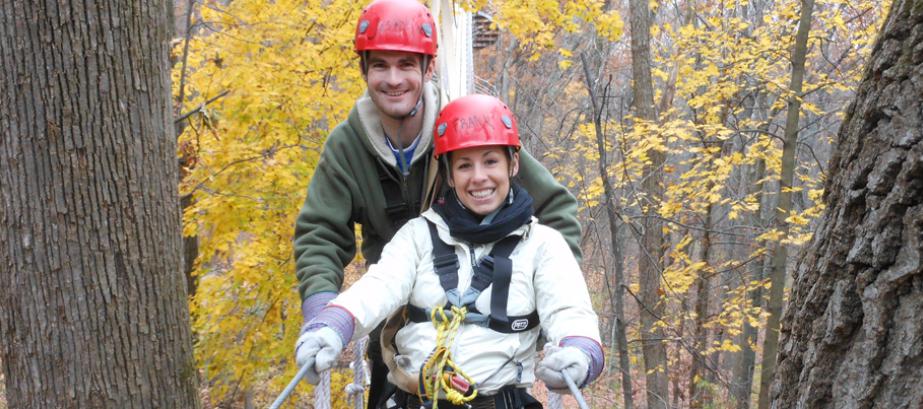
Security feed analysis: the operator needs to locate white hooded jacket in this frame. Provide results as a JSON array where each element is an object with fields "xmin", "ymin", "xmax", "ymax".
[{"xmin": 330, "ymin": 208, "xmax": 600, "ymax": 394}]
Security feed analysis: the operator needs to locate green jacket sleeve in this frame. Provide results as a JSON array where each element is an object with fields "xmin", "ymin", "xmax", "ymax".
[
  {"xmin": 293, "ymin": 141, "xmax": 359, "ymax": 301},
  {"xmin": 517, "ymin": 148, "xmax": 583, "ymax": 260}
]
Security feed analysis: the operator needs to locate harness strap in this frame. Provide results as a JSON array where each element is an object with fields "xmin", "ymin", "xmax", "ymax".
[
  {"xmin": 404, "ymin": 385, "xmax": 542, "ymax": 409},
  {"xmin": 428, "ymin": 222, "xmax": 460, "ymax": 291},
  {"xmin": 411, "ymin": 221, "xmax": 539, "ymax": 334},
  {"xmin": 406, "ymin": 304, "xmax": 540, "ymax": 334},
  {"xmin": 377, "ymin": 163, "xmax": 421, "ymax": 231},
  {"xmin": 483, "ymin": 236, "xmax": 518, "ymax": 323},
  {"xmin": 470, "ymin": 234, "xmax": 518, "ymax": 293}
]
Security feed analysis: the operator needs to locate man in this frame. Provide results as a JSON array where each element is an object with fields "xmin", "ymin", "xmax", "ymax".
[{"xmin": 293, "ymin": 0, "xmax": 582, "ymax": 407}]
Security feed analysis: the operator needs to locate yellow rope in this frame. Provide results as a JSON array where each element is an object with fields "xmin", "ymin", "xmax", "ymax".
[{"xmin": 419, "ymin": 305, "xmax": 478, "ymax": 409}]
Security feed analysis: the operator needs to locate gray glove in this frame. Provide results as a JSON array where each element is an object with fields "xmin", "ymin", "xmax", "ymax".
[
  {"xmin": 294, "ymin": 326, "xmax": 343, "ymax": 384},
  {"xmin": 536, "ymin": 345, "xmax": 589, "ymax": 393}
]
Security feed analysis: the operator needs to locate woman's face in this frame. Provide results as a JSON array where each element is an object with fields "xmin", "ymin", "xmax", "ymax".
[{"xmin": 447, "ymin": 146, "xmax": 520, "ymax": 216}]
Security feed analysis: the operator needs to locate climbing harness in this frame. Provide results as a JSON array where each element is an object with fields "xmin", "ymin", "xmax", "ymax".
[
  {"xmin": 404, "ymin": 222, "xmax": 539, "ymax": 334},
  {"xmin": 407, "ymin": 220, "xmax": 542, "ymax": 408}
]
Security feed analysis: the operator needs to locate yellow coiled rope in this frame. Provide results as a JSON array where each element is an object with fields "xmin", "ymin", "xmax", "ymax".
[{"xmin": 419, "ymin": 305, "xmax": 478, "ymax": 409}]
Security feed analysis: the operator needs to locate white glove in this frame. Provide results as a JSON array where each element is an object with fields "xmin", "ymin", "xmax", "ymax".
[
  {"xmin": 536, "ymin": 345, "xmax": 589, "ymax": 393},
  {"xmin": 294, "ymin": 326, "xmax": 344, "ymax": 384}
]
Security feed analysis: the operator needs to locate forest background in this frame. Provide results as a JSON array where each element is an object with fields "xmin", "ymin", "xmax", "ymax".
[{"xmin": 0, "ymin": 0, "xmax": 886, "ymax": 408}]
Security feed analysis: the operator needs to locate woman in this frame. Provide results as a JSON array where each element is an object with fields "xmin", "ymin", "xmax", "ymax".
[{"xmin": 295, "ymin": 95, "xmax": 603, "ymax": 409}]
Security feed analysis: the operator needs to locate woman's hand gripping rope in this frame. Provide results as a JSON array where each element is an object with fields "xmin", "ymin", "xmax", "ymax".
[{"xmin": 419, "ymin": 305, "xmax": 478, "ymax": 409}]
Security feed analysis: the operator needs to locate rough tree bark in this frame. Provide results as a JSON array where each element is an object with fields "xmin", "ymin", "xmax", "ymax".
[
  {"xmin": 0, "ymin": 1, "xmax": 200, "ymax": 408},
  {"xmin": 628, "ymin": 0, "xmax": 669, "ymax": 407},
  {"xmin": 770, "ymin": 0, "xmax": 923, "ymax": 408}
]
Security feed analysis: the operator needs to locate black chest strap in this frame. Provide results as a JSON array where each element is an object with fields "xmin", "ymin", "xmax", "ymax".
[
  {"xmin": 376, "ymin": 162, "xmax": 421, "ymax": 231},
  {"xmin": 407, "ymin": 221, "xmax": 539, "ymax": 334}
]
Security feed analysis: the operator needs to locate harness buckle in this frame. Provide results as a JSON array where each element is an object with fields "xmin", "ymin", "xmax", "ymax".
[
  {"xmin": 433, "ymin": 253, "xmax": 459, "ymax": 271},
  {"xmin": 463, "ymin": 312, "xmax": 489, "ymax": 326},
  {"xmin": 445, "ymin": 289, "xmax": 463, "ymax": 308},
  {"xmin": 385, "ymin": 203, "xmax": 409, "ymax": 218},
  {"xmin": 478, "ymin": 255, "xmax": 495, "ymax": 270}
]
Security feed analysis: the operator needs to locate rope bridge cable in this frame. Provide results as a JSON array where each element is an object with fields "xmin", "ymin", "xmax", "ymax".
[
  {"xmin": 314, "ymin": 370, "xmax": 332, "ymax": 409},
  {"xmin": 269, "ymin": 336, "xmax": 368, "ymax": 409},
  {"xmin": 345, "ymin": 336, "xmax": 370, "ymax": 409},
  {"xmin": 547, "ymin": 389, "xmax": 565, "ymax": 409}
]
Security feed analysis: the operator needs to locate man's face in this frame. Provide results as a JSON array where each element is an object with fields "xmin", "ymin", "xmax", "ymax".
[{"xmin": 363, "ymin": 50, "xmax": 434, "ymax": 120}]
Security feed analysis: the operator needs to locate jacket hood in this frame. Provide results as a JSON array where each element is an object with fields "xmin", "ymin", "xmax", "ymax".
[
  {"xmin": 420, "ymin": 208, "xmax": 534, "ymax": 246},
  {"xmin": 352, "ymin": 81, "xmax": 441, "ymax": 168}
]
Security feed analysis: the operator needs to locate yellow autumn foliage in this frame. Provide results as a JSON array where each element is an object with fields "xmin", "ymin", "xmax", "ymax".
[
  {"xmin": 174, "ymin": 0, "xmax": 626, "ymax": 405},
  {"xmin": 175, "ymin": 0, "xmax": 364, "ymax": 404},
  {"xmin": 560, "ymin": 0, "xmax": 887, "ymax": 359}
]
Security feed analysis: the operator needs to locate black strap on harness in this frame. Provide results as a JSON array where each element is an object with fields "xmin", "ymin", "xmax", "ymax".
[
  {"xmin": 402, "ymin": 385, "xmax": 543, "ymax": 409},
  {"xmin": 430, "ymin": 222, "xmax": 461, "ymax": 291},
  {"xmin": 377, "ymin": 163, "xmax": 420, "ymax": 231},
  {"xmin": 406, "ymin": 221, "xmax": 540, "ymax": 334}
]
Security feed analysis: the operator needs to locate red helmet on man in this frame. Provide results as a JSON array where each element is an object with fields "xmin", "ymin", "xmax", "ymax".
[
  {"xmin": 433, "ymin": 94, "xmax": 521, "ymax": 158},
  {"xmin": 355, "ymin": 0, "xmax": 437, "ymax": 56}
]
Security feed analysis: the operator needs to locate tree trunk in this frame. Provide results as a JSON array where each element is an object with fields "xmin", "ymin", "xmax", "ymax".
[
  {"xmin": 729, "ymin": 87, "xmax": 773, "ymax": 409},
  {"xmin": 757, "ymin": 1, "xmax": 815, "ymax": 408},
  {"xmin": 770, "ymin": 0, "xmax": 923, "ymax": 407},
  {"xmin": 174, "ymin": 0, "xmax": 201, "ymax": 300},
  {"xmin": 629, "ymin": 0, "xmax": 669, "ymax": 407},
  {"xmin": 0, "ymin": 1, "xmax": 200, "ymax": 408},
  {"xmin": 690, "ymin": 204, "xmax": 715, "ymax": 409},
  {"xmin": 732, "ymin": 143, "xmax": 769, "ymax": 409},
  {"xmin": 629, "ymin": 0, "xmax": 669, "ymax": 409},
  {"xmin": 581, "ymin": 53, "xmax": 634, "ymax": 409}
]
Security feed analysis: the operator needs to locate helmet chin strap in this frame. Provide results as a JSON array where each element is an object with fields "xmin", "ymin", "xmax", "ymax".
[
  {"xmin": 406, "ymin": 96, "xmax": 423, "ymax": 118},
  {"xmin": 391, "ymin": 96, "xmax": 423, "ymax": 176},
  {"xmin": 392, "ymin": 56, "xmax": 428, "ymax": 175}
]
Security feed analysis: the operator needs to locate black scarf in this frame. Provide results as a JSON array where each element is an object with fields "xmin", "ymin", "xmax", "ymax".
[{"xmin": 432, "ymin": 183, "xmax": 534, "ymax": 244}]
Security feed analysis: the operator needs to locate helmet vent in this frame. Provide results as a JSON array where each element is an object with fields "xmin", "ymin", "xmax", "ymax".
[
  {"xmin": 422, "ymin": 23, "xmax": 432, "ymax": 38},
  {"xmin": 437, "ymin": 123, "xmax": 447, "ymax": 136},
  {"xmin": 359, "ymin": 20, "xmax": 370, "ymax": 34},
  {"xmin": 501, "ymin": 115, "xmax": 513, "ymax": 129}
]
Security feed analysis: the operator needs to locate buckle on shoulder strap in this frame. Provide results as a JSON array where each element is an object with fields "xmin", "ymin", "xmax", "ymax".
[{"xmin": 433, "ymin": 252, "xmax": 459, "ymax": 271}]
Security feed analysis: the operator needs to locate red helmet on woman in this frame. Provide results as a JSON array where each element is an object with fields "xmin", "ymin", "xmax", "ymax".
[
  {"xmin": 355, "ymin": 0, "xmax": 437, "ymax": 56},
  {"xmin": 433, "ymin": 94, "xmax": 521, "ymax": 158}
]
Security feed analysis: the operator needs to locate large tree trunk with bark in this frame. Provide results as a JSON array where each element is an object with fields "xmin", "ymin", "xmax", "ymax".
[
  {"xmin": 770, "ymin": 1, "xmax": 923, "ymax": 408},
  {"xmin": 0, "ymin": 1, "xmax": 200, "ymax": 408}
]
